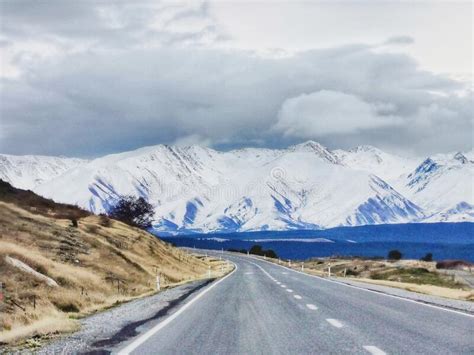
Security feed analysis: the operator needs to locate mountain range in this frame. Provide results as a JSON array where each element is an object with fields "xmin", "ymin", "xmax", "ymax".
[{"xmin": 1, "ymin": 141, "xmax": 472, "ymax": 234}]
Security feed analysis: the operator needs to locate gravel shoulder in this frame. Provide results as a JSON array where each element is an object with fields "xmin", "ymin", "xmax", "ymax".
[{"xmin": 35, "ymin": 279, "xmax": 211, "ymax": 354}]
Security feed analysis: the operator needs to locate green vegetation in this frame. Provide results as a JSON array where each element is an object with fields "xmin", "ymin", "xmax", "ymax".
[
  {"xmin": 387, "ymin": 249, "xmax": 402, "ymax": 260},
  {"xmin": 108, "ymin": 196, "xmax": 154, "ymax": 229},
  {"xmin": 370, "ymin": 267, "xmax": 463, "ymax": 289},
  {"xmin": 420, "ymin": 253, "xmax": 433, "ymax": 262},
  {"xmin": 249, "ymin": 245, "xmax": 278, "ymax": 258}
]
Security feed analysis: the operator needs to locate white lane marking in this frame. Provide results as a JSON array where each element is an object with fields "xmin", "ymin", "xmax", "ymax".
[
  {"xmin": 326, "ymin": 318, "xmax": 343, "ymax": 328},
  {"xmin": 117, "ymin": 262, "xmax": 238, "ymax": 355},
  {"xmin": 363, "ymin": 346, "xmax": 387, "ymax": 355},
  {"xmin": 244, "ymin": 272, "xmax": 253, "ymax": 275},
  {"xmin": 281, "ymin": 285, "xmax": 286, "ymax": 288},
  {"xmin": 306, "ymin": 304, "xmax": 318, "ymax": 310},
  {"xmin": 281, "ymin": 272, "xmax": 288, "ymax": 274},
  {"xmin": 286, "ymin": 289, "xmax": 293, "ymax": 293},
  {"xmin": 243, "ymin": 255, "xmax": 474, "ymax": 319},
  {"xmin": 294, "ymin": 295, "xmax": 302, "ymax": 300}
]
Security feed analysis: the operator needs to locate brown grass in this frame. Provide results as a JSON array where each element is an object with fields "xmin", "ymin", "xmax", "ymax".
[{"xmin": 0, "ymin": 201, "xmax": 229, "ymax": 345}]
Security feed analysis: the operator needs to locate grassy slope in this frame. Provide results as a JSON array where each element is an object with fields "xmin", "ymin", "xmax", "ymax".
[{"xmin": 0, "ymin": 182, "xmax": 223, "ymax": 344}]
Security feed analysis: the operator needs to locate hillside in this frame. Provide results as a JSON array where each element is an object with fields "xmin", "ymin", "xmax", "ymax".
[{"xmin": 0, "ymin": 181, "xmax": 219, "ymax": 344}]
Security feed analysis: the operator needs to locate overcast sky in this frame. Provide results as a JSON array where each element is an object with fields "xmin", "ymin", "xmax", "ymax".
[{"xmin": 0, "ymin": 1, "xmax": 472, "ymax": 158}]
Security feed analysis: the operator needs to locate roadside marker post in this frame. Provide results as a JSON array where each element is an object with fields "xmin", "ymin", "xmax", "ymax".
[
  {"xmin": 156, "ymin": 273, "xmax": 161, "ymax": 291},
  {"xmin": 208, "ymin": 266, "xmax": 211, "ymax": 278},
  {"xmin": 343, "ymin": 268, "xmax": 347, "ymax": 277},
  {"xmin": 328, "ymin": 264, "xmax": 331, "ymax": 278},
  {"xmin": 301, "ymin": 263, "xmax": 304, "ymax": 272}
]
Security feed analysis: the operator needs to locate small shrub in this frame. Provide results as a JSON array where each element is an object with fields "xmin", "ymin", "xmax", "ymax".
[
  {"xmin": 86, "ymin": 224, "xmax": 99, "ymax": 234},
  {"xmin": 388, "ymin": 249, "xmax": 402, "ymax": 260},
  {"xmin": 70, "ymin": 218, "xmax": 78, "ymax": 228},
  {"xmin": 53, "ymin": 301, "xmax": 80, "ymax": 313},
  {"xmin": 99, "ymin": 214, "xmax": 112, "ymax": 227},
  {"xmin": 345, "ymin": 268, "xmax": 359, "ymax": 276},
  {"xmin": 420, "ymin": 253, "xmax": 433, "ymax": 262}
]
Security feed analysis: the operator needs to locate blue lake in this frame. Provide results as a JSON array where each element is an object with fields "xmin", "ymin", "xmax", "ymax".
[{"xmin": 159, "ymin": 223, "xmax": 474, "ymax": 262}]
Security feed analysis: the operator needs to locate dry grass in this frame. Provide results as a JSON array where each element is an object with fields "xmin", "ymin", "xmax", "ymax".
[{"xmin": 0, "ymin": 201, "xmax": 228, "ymax": 345}]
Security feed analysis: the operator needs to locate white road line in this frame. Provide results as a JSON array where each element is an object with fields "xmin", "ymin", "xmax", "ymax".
[
  {"xmin": 243, "ymin": 254, "xmax": 474, "ymax": 319},
  {"xmin": 306, "ymin": 304, "xmax": 318, "ymax": 310},
  {"xmin": 326, "ymin": 319, "xmax": 343, "ymax": 328},
  {"xmin": 294, "ymin": 295, "xmax": 302, "ymax": 300},
  {"xmin": 117, "ymin": 262, "xmax": 238, "ymax": 355},
  {"xmin": 281, "ymin": 285, "xmax": 286, "ymax": 288},
  {"xmin": 244, "ymin": 272, "xmax": 253, "ymax": 275},
  {"xmin": 286, "ymin": 289, "xmax": 293, "ymax": 293},
  {"xmin": 363, "ymin": 345, "xmax": 387, "ymax": 355}
]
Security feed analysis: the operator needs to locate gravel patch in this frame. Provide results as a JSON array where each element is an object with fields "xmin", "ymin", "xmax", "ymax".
[
  {"xmin": 335, "ymin": 278, "xmax": 474, "ymax": 314},
  {"xmin": 35, "ymin": 280, "xmax": 210, "ymax": 354}
]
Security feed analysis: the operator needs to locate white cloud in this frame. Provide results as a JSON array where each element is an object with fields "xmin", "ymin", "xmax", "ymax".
[{"xmin": 275, "ymin": 90, "xmax": 401, "ymax": 137}]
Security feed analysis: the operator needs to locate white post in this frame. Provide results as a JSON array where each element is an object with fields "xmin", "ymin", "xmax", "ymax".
[
  {"xmin": 343, "ymin": 268, "xmax": 347, "ymax": 277},
  {"xmin": 328, "ymin": 263, "xmax": 331, "ymax": 278},
  {"xmin": 208, "ymin": 265, "xmax": 211, "ymax": 278},
  {"xmin": 247, "ymin": 251, "xmax": 249, "ymax": 256},
  {"xmin": 278, "ymin": 258, "xmax": 281, "ymax": 264},
  {"xmin": 301, "ymin": 263, "xmax": 304, "ymax": 271},
  {"xmin": 264, "ymin": 254, "xmax": 266, "ymax": 260},
  {"xmin": 288, "ymin": 260, "xmax": 291, "ymax": 267},
  {"xmin": 156, "ymin": 273, "xmax": 161, "ymax": 291}
]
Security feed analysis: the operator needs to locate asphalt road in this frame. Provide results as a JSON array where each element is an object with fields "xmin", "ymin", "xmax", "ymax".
[{"xmin": 116, "ymin": 252, "xmax": 474, "ymax": 355}]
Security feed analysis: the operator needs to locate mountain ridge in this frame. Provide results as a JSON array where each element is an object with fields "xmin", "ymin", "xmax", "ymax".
[{"xmin": 1, "ymin": 141, "xmax": 472, "ymax": 234}]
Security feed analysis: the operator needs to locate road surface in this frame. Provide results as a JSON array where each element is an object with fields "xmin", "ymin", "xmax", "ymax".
[{"xmin": 116, "ymin": 252, "xmax": 474, "ymax": 354}]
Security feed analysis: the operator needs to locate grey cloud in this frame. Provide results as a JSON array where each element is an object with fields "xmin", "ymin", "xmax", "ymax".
[
  {"xmin": 0, "ymin": 44, "xmax": 471, "ymax": 157},
  {"xmin": 383, "ymin": 36, "xmax": 415, "ymax": 46},
  {"xmin": 0, "ymin": 2, "xmax": 471, "ymax": 157}
]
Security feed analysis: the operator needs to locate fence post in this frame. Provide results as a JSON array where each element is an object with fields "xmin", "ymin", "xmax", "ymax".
[
  {"xmin": 328, "ymin": 263, "xmax": 331, "ymax": 278},
  {"xmin": 156, "ymin": 273, "xmax": 161, "ymax": 291},
  {"xmin": 208, "ymin": 265, "xmax": 211, "ymax": 278},
  {"xmin": 301, "ymin": 263, "xmax": 304, "ymax": 272}
]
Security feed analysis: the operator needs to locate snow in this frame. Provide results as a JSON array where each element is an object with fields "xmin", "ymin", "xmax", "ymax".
[
  {"xmin": 2, "ymin": 141, "xmax": 473, "ymax": 233},
  {"xmin": 0, "ymin": 154, "xmax": 87, "ymax": 190}
]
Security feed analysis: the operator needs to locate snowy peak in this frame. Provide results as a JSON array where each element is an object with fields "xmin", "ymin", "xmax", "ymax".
[
  {"xmin": 0, "ymin": 154, "xmax": 87, "ymax": 190},
  {"xmin": 288, "ymin": 141, "xmax": 341, "ymax": 165},
  {"xmin": 403, "ymin": 151, "xmax": 473, "ymax": 218}
]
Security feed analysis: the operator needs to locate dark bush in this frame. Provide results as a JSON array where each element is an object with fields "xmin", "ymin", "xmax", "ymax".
[
  {"xmin": 108, "ymin": 196, "xmax": 154, "ymax": 229},
  {"xmin": 388, "ymin": 249, "xmax": 402, "ymax": 260},
  {"xmin": 99, "ymin": 214, "xmax": 112, "ymax": 227},
  {"xmin": 70, "ymin": 218, "xmax": 78, "ymax": 228},
  {"xmin": 54, "ymin": 301, "xmax": 80, "ymax": 313},
  {"xmin": 249, "ymin": 244, "xmax": 278, "ymax": 258},
  {"xmin": 421, "ymin": 253, "xmax": 433, "ymax": 262}
]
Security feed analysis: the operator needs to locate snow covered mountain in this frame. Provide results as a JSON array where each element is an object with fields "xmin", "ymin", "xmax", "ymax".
[
  {"xmin": 0, "ymin": 154, "xmax": 87, "ymax": 190},
  {"xmin": 401, "ymin": 152, "xmax": 474, "ymax": 222},
  {"xmin": 2, "ymin": 142, "xmax": 472, "ymax": 234},
  {"xmin": 334, "ymin": 147, "xmax": 474, "ymax": 223},
  {"xmin": 334, "ymin": 145, "xmax": 418, "ymax": 182}
]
